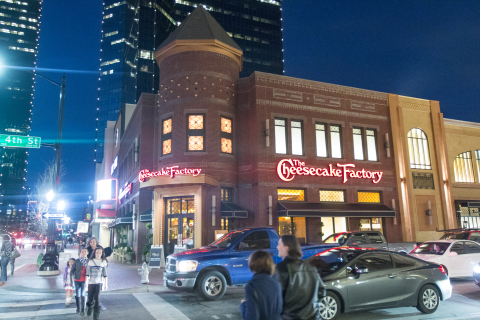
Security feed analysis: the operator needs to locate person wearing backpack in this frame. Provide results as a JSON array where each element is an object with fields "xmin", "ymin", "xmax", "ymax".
[{"xmin": 275, "ymin": 235, "xmax": 324, "ymax": 320}]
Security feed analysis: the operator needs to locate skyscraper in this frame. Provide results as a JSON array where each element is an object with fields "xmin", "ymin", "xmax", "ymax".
[
  {"xmin": 95, "ymin": 0, "xmax": 283, "ymax": 163},
  {"xmin": 0, "ymin": 0, "xmax": 42, "ymax": 224}
]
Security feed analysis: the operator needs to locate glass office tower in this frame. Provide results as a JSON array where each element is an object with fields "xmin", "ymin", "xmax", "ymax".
[
  {"xmin": 95, "ymin": 0, "xmax": 283, "ymax": 162},
  {"xmin": 0, "ymin": 0, "xmax": 41, "ymax": 224}
]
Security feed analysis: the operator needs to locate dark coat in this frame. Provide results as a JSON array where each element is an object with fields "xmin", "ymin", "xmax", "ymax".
[
  {"xmin": 70, "ymin": 258, "xmax": 87, "ymax": 283},
  {"xmin": 275, "ymin": 256, "xmax": 324, "ymax": 320},
  {"xmin": 87, "ymin": 245, "xmax": 103, "ymax": 259},
  {"xmin": 240, "ymin": 273, "xmax": 283, "ymax": 320}
]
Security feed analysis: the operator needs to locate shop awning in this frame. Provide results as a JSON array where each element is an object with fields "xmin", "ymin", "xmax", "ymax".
[
  {"xmin": 116, "ymin": 211, "xmax": 133, "ymax": 225},
  {"xmin": 277, "ymin": 202, "xmax": 396, "ymax": 218},
  {"xmin": 140, "ymin": 209, "xmax": 152, "ymax": 222},
  {"xmin": 96, "ymin": 209, "xmax": 116, "ymax": 219},
  {"xmin": 221, "ymin": 202, "xmax": 248, "ymax": 218}
]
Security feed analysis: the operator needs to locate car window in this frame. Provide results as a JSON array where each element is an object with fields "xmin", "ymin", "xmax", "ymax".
[
  {"xmin": 355, "ymin": 253, "xmax": 393, "ymax": 272},
  {"xmin": 465, "ymin": 241, "xmax": 480, "ymax": 254},
  {"xmin": 307, "ymin": 250, "xmax": 364, "ymax": 276},
  {"xmin": 469, "ymin": 233, "xmax": 480, "ymax": 242},
  {"xmin": 235, "ymin": 231, "xmax": 270, "ymax": 251},
  {"xmin": 450, "ymin": 242, "xmax": 466, "ymax": 255},
  {"xmin": 367, "ymin": 233, "xmax": 384, "ymax": 244},
  {"xmin": 441, "ymin": 233, "xmax": 468, "ymax": 240},
  {"xmin": 393, "ymin": 254, "xmax": 416, "ymax": 268},
  {"xmin": 347, "ymin": 233, "xmax": 367, "ymax": 245},
  {"xmin": 412, "ymin": 242, "xmax": 449, "ymax": 255}
]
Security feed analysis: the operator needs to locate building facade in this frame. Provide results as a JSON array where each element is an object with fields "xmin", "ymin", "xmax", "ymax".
[{"xmin": 0, "ymin": 0, "xmax": 42, "ymax": 225}]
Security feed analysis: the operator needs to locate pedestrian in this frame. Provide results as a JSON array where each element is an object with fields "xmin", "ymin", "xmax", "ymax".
[
  {"xmin": 240, "ymin": 250, "xmax": 283, "ymax": 320},
  {"xmin": 9, "ymin": 239, "xmax": 21, "ymax": 276},
  {"xmin": 86, "ymin": 247, "xmax": 108, "ymax": 319},
  {"xmin": 0, "ymin": 235, "xmax": 13, "ymax": 287},
  {"xmin": 71, "ymin": 248, "xmax": 89, "ymax": 315},
  {"xmin": 64, "ymin": 258, "xmax": 75, "ymax": 306},
  {"xmin": 86, "ymin": 237, "xmax": 103, "ymax": 259},
  {"xmin": 275, "ymin": 235, "xmax": 324, "ymax": 320}
]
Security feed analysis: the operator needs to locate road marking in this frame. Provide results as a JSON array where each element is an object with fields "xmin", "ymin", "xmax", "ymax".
[
  {"xmin": 13, "ymin": 263, "xmax": 28, "ymax": 272},
  {"xmin": 0, "ymin": 299, "xmax": 64, "ymax": 308},
  {"xmin": 134, "ymin": 292, "xmax": 189, "ymax": 320},
  {"xmin": 211, "ymin": 316, "xmax": 220, "ymax": 319},
  {"xmin": 0, "ymin": 308, "xmax": 77, "ymax": 319}
]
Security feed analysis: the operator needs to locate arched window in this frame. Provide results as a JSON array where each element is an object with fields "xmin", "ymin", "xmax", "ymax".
[
  {"xmin": 454, "ymin": 151, "xmax": 475, "ymax": 183},
  {"xmin": 407, "ymin": 128, "xmax": 432, "ymax": 170}
]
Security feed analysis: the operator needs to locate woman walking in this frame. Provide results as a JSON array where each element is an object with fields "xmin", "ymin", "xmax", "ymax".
[
  {"xmin": 0, "ymin": 235, "xmax": 13, "ymax": 287},
  {"xmin": 64, "ymin": 258, "xmax": 75, "ymax": 306},
  {"xmin": 86, "ymin": 237, "xmax": 103, "ymax": 259},
  {"xmin": 86, "ymin": 247, "xmax": 108, "ymax": 319},
  {"xmin": 240, "ymin": 250, "xmax": 283, "ymax": 320}
]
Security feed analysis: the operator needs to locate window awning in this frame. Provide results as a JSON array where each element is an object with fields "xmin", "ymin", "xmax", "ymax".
[
  {"xmin": 112, "ymin": 211, "xmax": 133, "ymax": 226},
  {"xmin": 96, "ymin": 209, "xmax": 116, "ymax": 219},
  {"xmin": 221, "ymin": 202, "xmax": 248, "ymax": 218},
  {"xmin": 277, "ymin": 202, "xmax": 396, "ymax": 218},
  {"xmin": 140, "ymin": 209, "xmax": 152, "ymax": 222}
]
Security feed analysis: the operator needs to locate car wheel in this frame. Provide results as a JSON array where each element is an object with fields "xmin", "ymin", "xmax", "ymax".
[
  {"xmin": 319, "ymin": 291, "xmax": 341, "ymax": 320},
  {"xmin": 196, "ymin": 270, "xmax": 227, "ymax": 301},
  {"xmin": 417, "ymin": 284, "xmax": 440, "ymax": 314}
]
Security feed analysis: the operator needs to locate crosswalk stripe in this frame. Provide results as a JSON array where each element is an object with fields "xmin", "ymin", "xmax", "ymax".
[
  {"xmin": 0, "ymin": 308, "xmax": 77, "ymax": 319},
  {"xmin": 0, "ymin": 299, "xmax": 64, "ymax": 308},
  {"xmin": 134, "ymin": 292, "xmax": 189, "ymax": 320}
]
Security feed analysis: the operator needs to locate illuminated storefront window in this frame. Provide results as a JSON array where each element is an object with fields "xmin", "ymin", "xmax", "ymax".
[
  {"xmin": 319, "ymin": 190, "xmax": 345, "ymax": 202},
  {"xmin": 163, "ymin": 140, "xmax": 171, "ymax": 155},
  {"xmin": 275, "ymin": 118, "xmax": 287, "ymax": 154},
  {"xmin": 407, "ymin": 128, "xmax": 432, "ymax": 170},
  {"xmin": 188, "ymin": 115, "xmax": 203, "ymax": 129},
  {"xmin": 454, "ymin": 151, "xmax": 475, "ymax": 183},
  {"xmin": 166, "ymin": 197, "xmax": 195, "ymax": 214},
  {"xmin": 188, "ymin": 136, "xmax": 204, "ymax": 151},
  {"xmin": 358, "ymin": 191, "xmax": 381, "ymax": 203},
  {"xmin": 220, "ymin": 117, "xmax": 233, "ymax": 154},
  {"xmin": 316, "ymin": 123, "xmax": 327, "ymax": 157},
  {"xmin": 277, "ymin": 189, "xmax": 305, "ymax": 201},
  {"xmin": 221, "ymin": 138, "xmax": 232, "ymax": 153},
  {"xmin": 359, "ymin": 218, "xmax": 383, "ymax": 232},
  {"xmin": 353, "ymin": 128, "xmax": 364, "ymax": 160},
  {"xmin": 291, "ymin": 120, "xmax": 303, "ymax": 155},
  {"xmin": 187, "ymin": 114, "xmax": 205, "ymax": 151},
  {"xmin": 163, "ymin": 118, "xmax": 172, "ymax": 134},
  {"xmin": 221, "ymin": 117, "xmax": 232, "ymax": 133},
  {"xmin": 278, "ymin": 217, "xmax": 307, "ymax": 244},
  {"xmin": 330, "ymin": 125, "xmax": 342, "ymax": 158},
  {"xmin": 161, "ymin": 117, "xmax": 172, "ymax": 155}
]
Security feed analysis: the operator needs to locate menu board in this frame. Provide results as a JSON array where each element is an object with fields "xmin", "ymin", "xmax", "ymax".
[{"xmin": 149, "ymin": 245, "xmax": 165, "ymax": 268}]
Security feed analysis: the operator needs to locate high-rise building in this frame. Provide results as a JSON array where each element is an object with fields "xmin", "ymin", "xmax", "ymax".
[
  {"xmin": 95, "ymin": 0, "xmax": 283, "ymax": 163},
  {"xmin": 0, "ymin": 0, "xmax": 42, "ymax": 225}
]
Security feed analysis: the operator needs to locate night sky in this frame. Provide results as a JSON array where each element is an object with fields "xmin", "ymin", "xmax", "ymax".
[{"xmin": 26, "ymin": 1, "xmax": 480, "ymax": 220}]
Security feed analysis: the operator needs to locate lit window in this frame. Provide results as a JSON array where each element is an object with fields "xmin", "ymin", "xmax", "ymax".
[
  {"xmin": 319, "ymin": 190, "xmax": 345, "ymax": 202},
  {"xmin": 221, "ymin": 187, "xmax": 233, "ymax": 202},
  {"xmin": 105, "ymin": 1, "xmax": 126, "ymax": 10},
  {"xmin": 275, "ymin": 118, "xmax": 287, "ymax": 154},
  {"xmin": 188, "ymin": 115, "xmax": 203, "ymax": 129},
  {"xmin": 100, "ymin": 59, "xmax": 120, "ymax": 66},
  {"xmin": 221, "ymin": 117, "xmax": 232, "ymax": 133},
  {"xmin": 221, "ymin": 138, "xmax": 232, "ymax": 153},
  {"xmin": 140, "ymin": 65, "xmax": 149, "ymax": 72},
  {"xmin": 454, "ymin": 151, "xmax": 474, "ymax": 183},
  {"xmin": 316, "ymin": 123, "xmax": 327, "ymax": 157},
  {"xmin": 104, "ymin": 30, "xmax": 119, "ymax": 37},
  {"xmin": 103, "ymin": 13, "xmax": 113, "ymax": 19},
  {"xmin": 366, "ymin": 129, "xmax": 378, "ymax": 161},
  {"xmin": 221, "ymin": 117, "xmax": 233, "ymax": 154},
  {"xmin": 187, "ymin": 114, "xmax": 205, "ymax": 152},
  {"xmin": 188, "ymin": 136, "xmax": 203, "ymax": 151},
  {"xmin": 111, "ymin": 38, "xmax": 126, "ymax": 45},
  {"xmin": 161, "ymin": 118, "xmax": 172, "ymax": 156},
  {"xmin": 277, "ymin": 189, "xmax": 305, "ymax": 201},
  {"xmin": 139, "ymin": 49, "xmax": 154, "ymax": 60},
  {"xmin": 330, "ymin": 125, "xmax": 342, "ymax": 158},
  {"xmin": 358, "ymin": 191, "xmax": 381, "ymax": 203},
  {"xmin": 407, "ymin": 128, "xmax": 431, "ymax": 170},
  {"xmin": 291, "ymin": 120, "xmax": 303, "ymax": 155},
  {"xmin": 353, "ymin": 128, "xmax": 364, "ymax": 160},
  {"xmin": 476, "ymin": 150, "xmax": 480, "ymax": 182}
]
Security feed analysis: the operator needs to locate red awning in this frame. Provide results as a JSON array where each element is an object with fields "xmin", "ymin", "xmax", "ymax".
[{"xmin": 96, "ymin": 209, "xmax": 116, "ymax": 219}]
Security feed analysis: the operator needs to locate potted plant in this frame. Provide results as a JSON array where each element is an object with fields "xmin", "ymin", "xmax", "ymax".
[
  {"xmin": 142, "ymin": 244, "xmax": 150, "ymax": 262},
  {"xmin": 146, "ymin": 252, "xmax": 150, "ymax": 263},
  {"xmin": 146, "ymin": 222, "xmax": 152, "ymax": 229},
  {"xmin": 125, "ymin": 246, "xmax": 134, "ymax": 264}
]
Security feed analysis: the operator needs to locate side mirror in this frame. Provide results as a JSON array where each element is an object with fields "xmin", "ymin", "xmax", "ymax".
[{"xmin": 448, "ymin": 251, "xmax": 458, "ymax": 256}]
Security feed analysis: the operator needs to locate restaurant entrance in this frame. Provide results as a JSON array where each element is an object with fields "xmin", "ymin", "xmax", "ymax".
[{"xmin": 165, "ymin": 196, "xmax": 195, "ymax": 256}]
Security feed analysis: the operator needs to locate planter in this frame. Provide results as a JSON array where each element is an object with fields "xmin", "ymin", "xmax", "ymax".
[
  {"xmin": 146, "ymin": 255, "xmax": 150, "ymax": 263},
  {"xmin": 141, "ymin": 254, "xmax": 146, "ymax": 262},
  {"xmin": 125, "ymin": 252, "xmax": 134, "ymax": 264}
]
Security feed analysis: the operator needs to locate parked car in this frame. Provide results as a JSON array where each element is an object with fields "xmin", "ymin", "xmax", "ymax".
[
  {"xmin": 308, "ymin": 247, "xmax": 452, "ymax": 319},
  {"xmin": 164, "ymin": 227, "xmax": 337, "ymax": 300},
  {"xmin": 323, "ymin": 231, "xmax": 416, "ymax": 253},
  {"xmin": 409, "ymin": 240, "xmax": 480, "ymax": 277},
  {"xmin": 440, "ymin": 229, "xmax": 480, "ymax": 243}
]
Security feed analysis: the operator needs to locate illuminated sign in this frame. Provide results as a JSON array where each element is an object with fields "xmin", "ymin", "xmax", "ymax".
[
  {"xmin": 139, "ymin": 166, "xmax": 202, "ymax": 182},
  {"xmin": 111, "ymin": 156, "xmax": 118, "ymax": 175},
  {"xmin": 118, "ymin": 182, "xmax": 132, "ymax": 202},
  {"xmin": 96, "ymin": 179, "xmax": 117, "ymax": 201},
  {"xmin": 277, "ymin": 159, "xmax": 383, "ymax": 184}
]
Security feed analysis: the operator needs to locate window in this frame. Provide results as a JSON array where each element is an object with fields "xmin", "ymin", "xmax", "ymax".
[
  {"xmin": 221, "ymin": 117, "xmax": 233, "ymax": 154},
  {"xmin": 476, "ymin": 150, "xmax": 480, "ymax": 181},
  {"xmin": 221, "ymin": 187, "xmax": 233, "ymax": 202},
  {"xmin": 355, "ymin": 253, "xmax": 393, "ymax": 272},
  {"xmin": 367, "ymin": 233, "xmax": 384, "ymax": 244},
  {"xmin": 360, "ymin": 218, "xmax": 383, "ymax": 232},
  {"xmin": 236, "ymin": 231, "xmax": 271, "ymax": 251},
  {"xmin": 353, "ymin": 128, "xmax": 364, "ymax": 160},
  {"xmin": 392, "ymin": 254, "xmax": 416, "ymax": 269},
  {"xmin": 161, "ymin": 118, "xmax": 172, "ymax": 155},
  {"xmin": 187, "ymin": 114, "xmax": 204, "ymax": 151},
  {"xmin": 454, "ymin": 151, "xmax": 474, "ymax": 183},
  {"xmin": 470, "ymin": 233, "xmax": 480, "ymax": 243},
  {"xmin": 346, "ymin": 233, "xmax": 367, "ymax": 245},
  {"xmin": 465, "ymin": 241, "xmax": 480, "ymax": 254},
  {"xmin": 291, "ymin": 120, "xmax": 303, "ymax": 155},
  {"xmin": 319, "ymin": 190, "xmax": 345, "ymax": 202},
  {"xmin": 166, "ymin": 197, "xmax": 195, "ymax": 215},
  {"xmin": 407, "ymin": 128, "xmax": 432, "ymax": 169},
  {"xmin": 366, "ymin": 129, "xmax": 378, "ymax": 161},
  {"xmin": 277, "ymin": 189, "xmax": 305, "ymax": 201},
  {"xmin": 275, "ymin": 118, "xmax": 287, "ymax": 154},
  {"xmin": 330, "ymin": 125, "xmax": 342, "ymax": 158},
  {"xmin": 358, "ymin": 191, "xmax": 381, "ymax": 203},
  {"xmin": 450, "ymin": 243, "xmax": 466, "ymax": 255},
  {"xmin": 315, "ymin": 123, "xmax": 327, "ymax": 157}
]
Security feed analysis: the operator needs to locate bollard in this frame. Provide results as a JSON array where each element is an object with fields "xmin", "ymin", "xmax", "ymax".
[{"xmin": 138, "ymin": 262, "xmax": 151, "ymax": 284}]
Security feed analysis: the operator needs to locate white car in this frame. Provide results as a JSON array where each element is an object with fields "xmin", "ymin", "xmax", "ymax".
[{"xmin": 409, "ymin": 240, "xmax": 480, "ymax": 278}]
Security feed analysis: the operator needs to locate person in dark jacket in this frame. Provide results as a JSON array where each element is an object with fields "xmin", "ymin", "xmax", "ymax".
[
  {"xmin": 86, "ymin": 237, "xmax": 103, "ymax": 259},
  {"xmin": 71, "ymin": 248, "xmax": 89, "ymax": 315},
  {"xmin": 276, "ymin": 235, "xmax": 324, "ymax": 320},
  {"xmin": 240, "ymin": 250, "xmax": 283, "ymax": 320}
]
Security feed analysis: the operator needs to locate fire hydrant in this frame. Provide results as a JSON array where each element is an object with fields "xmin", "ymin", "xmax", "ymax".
[{"xmin": 138, "ymin": 262, "xmax": 151, "ymax": 284}]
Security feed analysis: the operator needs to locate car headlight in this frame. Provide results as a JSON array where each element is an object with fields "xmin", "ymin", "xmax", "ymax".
[
  {"xmin": 474, "ymin": 264, "xmax": 480, "ymax": 274},
  {"xmin": 177, "ymin": 260, "xmax": 198, "ymax": 272}
]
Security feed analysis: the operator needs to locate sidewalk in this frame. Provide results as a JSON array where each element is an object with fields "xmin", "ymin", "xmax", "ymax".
[{"xmin": 0, "ymin": 245, "xmax": 167, "ymax": 294}]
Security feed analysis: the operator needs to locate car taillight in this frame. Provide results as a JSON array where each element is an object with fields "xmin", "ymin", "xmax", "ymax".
[
  {"xmin": 43, "ymin": 240, "xmax": 46, "ymax": 243},
  {"xmin": 439, "ymin": 265, "xmax": 447, "ymax": 275}
]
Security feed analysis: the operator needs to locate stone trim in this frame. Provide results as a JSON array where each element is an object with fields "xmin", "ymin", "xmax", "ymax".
[{"xmin": 399, "ymin": 102, "xmax": 431, "ymax": 112}]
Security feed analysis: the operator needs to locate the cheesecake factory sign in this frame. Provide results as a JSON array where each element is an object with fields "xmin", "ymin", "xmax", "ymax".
[
  {"xmin": 277, "ymin": 159, "xmax": 383, "ymax": 184},
  {"xmin": 139, "ymin": 166, "xmax": 202, "ymax": 182}
]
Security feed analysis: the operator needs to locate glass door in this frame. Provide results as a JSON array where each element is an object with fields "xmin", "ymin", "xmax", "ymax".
[{"xmin": 165, "ymin": 196, "xmax": 195, "ymax": 256}]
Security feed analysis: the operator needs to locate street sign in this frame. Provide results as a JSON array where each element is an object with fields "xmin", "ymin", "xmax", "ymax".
[
  {"xmin": 0, "ymin": 134, "xmax": 41, "ymax": 148},
  {"xmin": 76, "ymin": 221, "xmax": 89, "ymax": 233},
  {"xmin": 43, "ymin": 213, "xmax": 64, "ymax": 219}
]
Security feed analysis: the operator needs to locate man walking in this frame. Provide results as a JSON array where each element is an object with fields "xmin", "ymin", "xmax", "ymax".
[{"xmin": 276, "ymin": 235, "xmax": 324, "ymax": 320}]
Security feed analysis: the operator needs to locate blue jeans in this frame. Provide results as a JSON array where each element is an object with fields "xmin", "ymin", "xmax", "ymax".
[
  {"xmin": 75, "ymin": 281, "xmax": 87, "ymax": 297},
  {"xmin": 1, "ymin": 256, "xmax": 10, "ymax": 282}
]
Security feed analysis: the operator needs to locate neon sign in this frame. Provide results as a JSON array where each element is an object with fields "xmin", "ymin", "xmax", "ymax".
[
  {"xmin": 139, "ymin": 166, "xmax": 202, "ymax": 182},
  {"xmin": 277, "ymin": 159, "xmax": 383, "ymax": 184},
  {"xmin": 118, "ymin": 182, "xmax": 132, "ymax": 201}
]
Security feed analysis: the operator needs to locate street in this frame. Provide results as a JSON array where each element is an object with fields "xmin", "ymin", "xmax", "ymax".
[{"xmin": 2, "ymin": 246, "xmax": 480, "ymax": 319}]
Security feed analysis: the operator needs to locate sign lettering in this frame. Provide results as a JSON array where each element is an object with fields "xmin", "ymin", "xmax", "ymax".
[
  {"xmin": 139, "ymin": 166, "xmax": 202, "ymax": 182},
  {"xmin": 277, "ymin": 159, "xmax": 383, "ymax": 184},
  {"xmin": 0, "ymin": 134, "xmax": 41, "ymax": 148},
  {"xmin": 118, "ymin": 182, "xmax": 132, "ymax": 202}
]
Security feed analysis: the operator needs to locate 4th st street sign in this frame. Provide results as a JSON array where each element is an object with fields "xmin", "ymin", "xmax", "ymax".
[{"xmin": 0, "ymin": 134, "xmax": 41, "ymax": 148}]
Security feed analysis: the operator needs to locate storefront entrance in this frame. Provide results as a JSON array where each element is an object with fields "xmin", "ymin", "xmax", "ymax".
[{"xmin": 165, "ymin": 196, "xmax": 195, "ymax": 256}]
